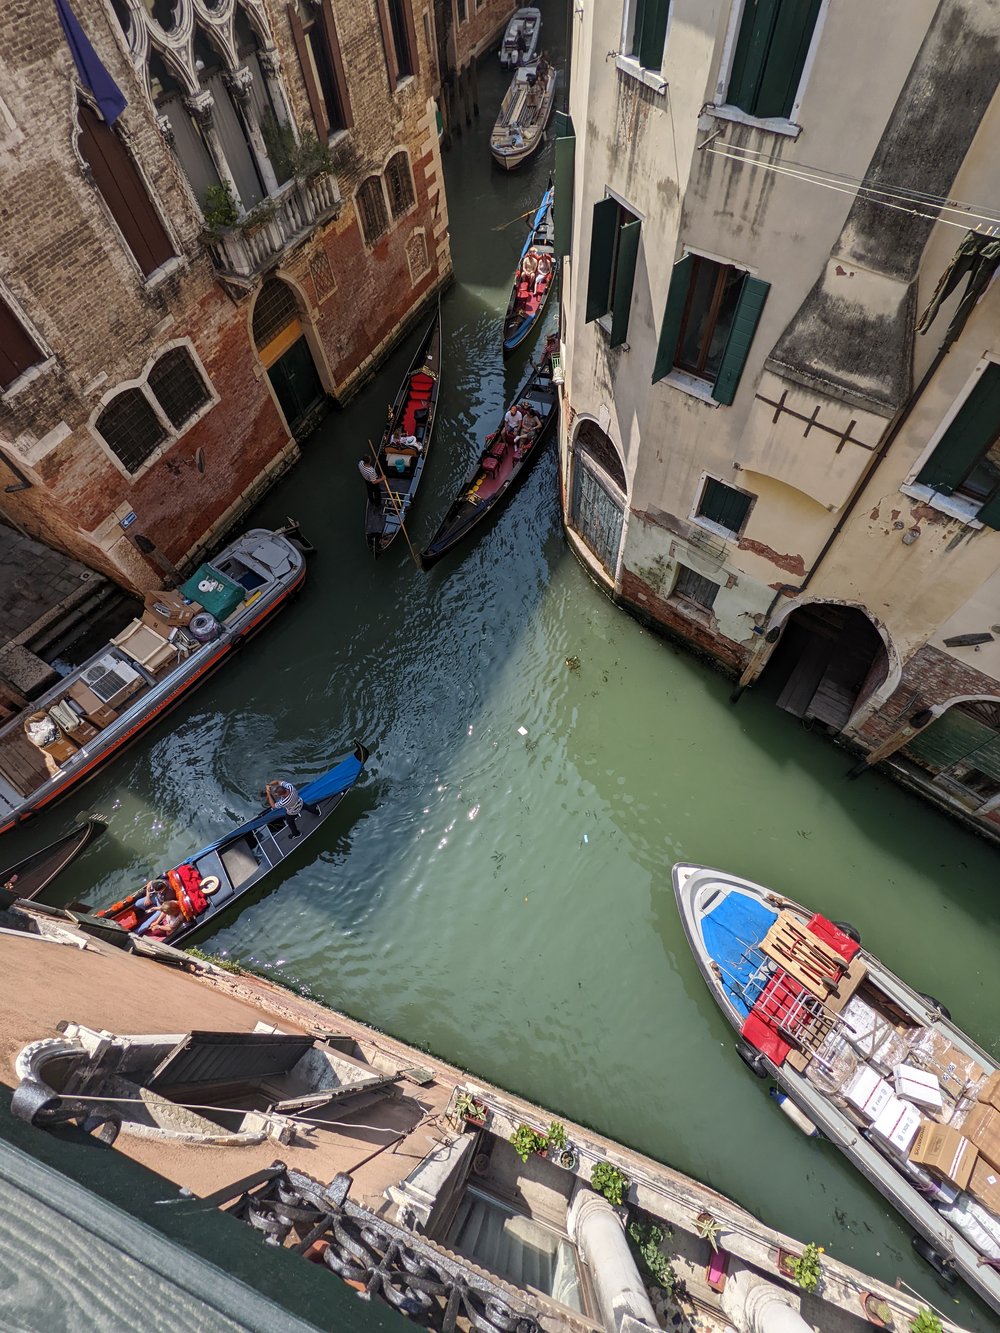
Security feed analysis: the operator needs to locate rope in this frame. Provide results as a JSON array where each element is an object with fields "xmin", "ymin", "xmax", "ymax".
[{"xmin": 57, "ymin": 1090, "xmax": 427, "ymax": 1133}]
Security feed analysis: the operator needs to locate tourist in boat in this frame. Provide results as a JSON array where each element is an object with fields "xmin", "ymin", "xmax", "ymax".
[
  {"xmin": 503, "ymin": 403, "xmax": 524, "ymax": 439},
  {"xmin": 358, "ymin": 457, "xmax": 381, "ymax": 506},
  {"xmin": 391, "ymin": 428, "xmax": 421, "ymax": 452},
  {"xmin": 514, "ymin": 404, "xmax": 541, "ymax": 459},
  {"xmin": 136, "ymin": 876, "xmax": 169, "ymax": 911},
  {"xmin": 265, "ymin": 779, "xmax": 318, "ymax": 840},
  {"xmin": 145, "ymin": 897, "xmax": 183, "ymax": 940},
  {"xmin": 534, "ymin": 254, "xmax": 552, "ymax": 296}
]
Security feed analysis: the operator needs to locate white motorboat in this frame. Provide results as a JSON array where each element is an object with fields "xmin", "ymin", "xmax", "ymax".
[
  {"xmin": 490, "ymin": 61, "xmax": 557, "ymax": 171},
  {"xmin": 499, "ymin": 7, "xmax": 541, "ymax": 67}
]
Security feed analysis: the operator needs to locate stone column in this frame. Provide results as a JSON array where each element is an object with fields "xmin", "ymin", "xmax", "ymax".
[
  {"xmin": 567, "ymin": 1189, "xmax": 657, "ymax": 1333},
  {"xmin": 720, "ymin": 1267, "xmax": 813, "ymax": 1333},
  {"xmin": 225, "ymin": 66, "xmax": 279, "ymax": 195}
]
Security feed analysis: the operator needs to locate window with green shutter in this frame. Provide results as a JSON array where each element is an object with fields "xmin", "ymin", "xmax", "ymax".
[
  {"xmin": 625, "ymin": 0, "xmax": 671, "ymax": 71},
  {"xmin": 586, "ymin": 196, "xmax": 641, "ymax": 347},
  {"xmin": 696, "ymin": 477, "xmax": 753, "ymax": 535},
  {"xmin": 726, "ymin": 0, "xmax": 821, "ymax": 120},
  {"xmin": 916, "ymin": 364, "xmax": 1000, "ymax": 528}
]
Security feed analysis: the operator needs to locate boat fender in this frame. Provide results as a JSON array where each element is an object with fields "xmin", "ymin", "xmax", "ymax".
[
  {"xmin": 910, "ymin": 1235, "xmax": 957, "ymax": 1285},
  {"xmin": 919, "ymin": 993, "xmax": 952, "ymax": 1021},
  {"xmin": 735, "ymin": 1039, "xmax": 768, "ymax": 1078},
  {"xmin": 769, "ymin": 1087, "xmax": 820, "ymax": 1138},
  {"xmin": 832, "ymin": 920, "xmax": 861, "ymax": 944}
]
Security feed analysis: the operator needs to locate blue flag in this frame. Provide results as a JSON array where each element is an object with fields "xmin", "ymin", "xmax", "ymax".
[{"xmin": 55, "ymin": 0, "xmax": 127, "ymax": 125}]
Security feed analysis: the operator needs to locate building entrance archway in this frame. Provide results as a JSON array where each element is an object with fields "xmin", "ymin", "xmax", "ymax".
[
  {"xmin": 252, "ymin": 277, "xmax": 327, "ymax": 437},
  {"xmin": 904, "ymin": 698, "xmax": 1000, "ymax": 811}
]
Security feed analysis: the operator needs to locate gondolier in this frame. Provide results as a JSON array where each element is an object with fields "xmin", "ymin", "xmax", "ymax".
[
  {"xmin": 358, "ymin": 457, "xmax": 381, "ymax": 506},
  {"xmin": 266, "ymin": 778, "xmax": 318, "ymax": 840}
]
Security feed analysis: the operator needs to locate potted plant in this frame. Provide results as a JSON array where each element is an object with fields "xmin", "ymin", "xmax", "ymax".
[
  {"xmin": 590, "ymin": 1161, "xmax": 630, "ymax": 1206},
  {"xmin": 201, "ymin": 182, "xmax": 240, "ymax": 236},
  {"xmin": 453, "ymin": 1091, "xmax": 488, "ymax": 1128},
  {"xmin": 510, "ymin": 1123, "xmax": 548, "ymax": 1162},
  {"xmin": 776, "ymin": 1246, "xmax": 800, "ymax": 1280},
  {"xmin": 694, "ymin": 1211, "xmax": 722, "ymax": 1252},
  {"xmin": 908, "ymin": 1312, "xmax": 942, "ymax": 1333},
  {"xmin": 789, "ymin": 1241, "xmax": 823, "ymax": 1294},
  {"xmin": 546, "ymin": 1122, "xmax": 578, "ymax": 1170},
  {"xmin": 860, "ymin": 1292, "xmax": 894, "ymax": 1327}
]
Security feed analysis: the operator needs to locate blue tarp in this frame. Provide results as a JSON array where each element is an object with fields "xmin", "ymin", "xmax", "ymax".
[
  {"xmin": 702, "ymin": 892, "xmax": 778, "ymax": 1018},
  {"xmin": 55, "ymin": 0, "xmax": 127, "ymax": 125}
]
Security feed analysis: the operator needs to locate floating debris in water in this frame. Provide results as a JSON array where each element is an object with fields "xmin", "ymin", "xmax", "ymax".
[
  {"xmin": 565, "ymin": 655, "xmax": 580, "ymax": 671},
  {"xmin": 517, "ymin": 726, "xmax": 528, "ymax": 736}
]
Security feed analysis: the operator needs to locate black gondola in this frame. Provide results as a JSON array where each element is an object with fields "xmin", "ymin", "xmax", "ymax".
[
  {"xmin": 420, "ymin": 339, "xmax": 559, "ymax": 569},
  {"xmin": 1, "ymin": 816, "xmax": 106, "ymax": 901},
  {"xmin": 502, "ymin": 180, "xmax": 554, "ymax": 358},
  {"xmin": 93, "ymin": 744, "xmax": 369, "ymax": 945},
  {"xmin": 365, "ymin": 305, "xmax": 442, "ymax": 555}
]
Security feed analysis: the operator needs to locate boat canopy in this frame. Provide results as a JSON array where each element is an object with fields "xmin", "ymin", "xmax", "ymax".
[{"xmin": 702, "ymin": 893, "xmax": 778, "ymax": 1017}]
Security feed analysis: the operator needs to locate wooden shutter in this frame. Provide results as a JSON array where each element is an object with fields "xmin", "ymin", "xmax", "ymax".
[
  {"xmin": 726, "ymin": 0, "xmax": 779, "ymax": 112},
  {"xmin": 554, "ymin": 114, "xmax": 575, "ymax": 260},
  {"xmin": 400, "ymin": 0, "xmax": 419, "ymax": 78},
  {"xmin": 651, "ymin": 254, "xmax": 692, "ymax": 383},
  {"xmin": 753, "ymin": 0, "xmax": 821, "ymax": 118},
  {"xmin": 976, "ymin": 490, "xmax": 1000, "ymax": 530},
  {"xmin": 77, "ymin": 105, "xmax": 174, "ymax": 277},
  {"xmin": 700, "ymin": 478, "xmax": 751, "ymax": 531},
  {"xmin": 374, "ymin": 0, "xmax": 399, "ymax": 89},
  {"xmin": 610, "ymin": 219, "xmax": 641, "ymax": 347},
  {"xmin": 319, "ymin": 0, "xmax": 353, "ymax": 129},
  {"xmin": 917, "ymin": 364, "xmax": 1000, "ymax": 495},
  {"xmin": 288, "ymin": 4, "xmax": 328, "ymax": 139},
  {"xmin": 712, "ymin": 274, "xmax": 769, "ymax": 404},
  {"xmin": 586, "ymin": 198, "xmax": 619, "ymax": 324},
  {"xmin": 638, "ymin": 0, "xmax": 671, "ymax": 70},
  {"xmin": 0, "ymin": 295, "xmax": 42, "ymax": 389}
]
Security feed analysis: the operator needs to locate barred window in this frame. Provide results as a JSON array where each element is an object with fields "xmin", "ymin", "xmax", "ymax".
[
  {"xmin": 147, "ymin": 347, "xmax": 210, "ymax": 429},
  {"xmin": 252, "ymin": 277, "xmax": 300, "ymax": 349},
  {"xmin": 357, "ymin": 176, "xmax": 389, "ymax": 245},
  {"xmin": 96, "ymin": 388, "xmax": 167, "ymax": 472},
  {"xmin": 384, "ymin": 152, "xmax": 414, "ymax": 219}
]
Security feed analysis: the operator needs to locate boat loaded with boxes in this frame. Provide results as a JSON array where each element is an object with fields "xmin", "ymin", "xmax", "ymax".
[
  {"xmin": 673, "ymin": 862, "xmax": 1000, "ymax": 1317},
  {"xmin": 0, "ymin": 527, "xmax": 309, "ymax": 834}
]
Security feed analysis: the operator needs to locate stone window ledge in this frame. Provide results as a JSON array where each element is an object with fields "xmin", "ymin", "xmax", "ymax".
[
  {"xmin": 705, "ymin": 103, "xmax": 801, "ymax": 140},
  {"xmin": 670, "ymin": 594, "xmax": 715, "ymax": 625},
  {"xmin": 1, "ymin": 356, "xmax": 58, "ymax": 404},
  {"xmin": 143, "ymin": 255, "xmax": 187, "ymax": 291},
  {"xmin": 690, "ymin": 514, "xmax": 738, "ymax": 542},
  {"xmin": 659, "ymin": 369, "xmax": 720, "ymax": 407},
  {"xmin": 899, "ymin": 481, "xmax": 984, "ymax": 529},
  {"xmin": 615, "ymin": 56, "xmax": 667, "ymax": 96}
]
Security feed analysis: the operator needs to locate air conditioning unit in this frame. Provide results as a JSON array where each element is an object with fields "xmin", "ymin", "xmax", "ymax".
[{"xmin": 82, "ymin": 654, "xmax": 143, "ymax": 706}]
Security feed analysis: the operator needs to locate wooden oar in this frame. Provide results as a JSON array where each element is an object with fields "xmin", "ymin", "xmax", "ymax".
[
  {"xmin": 368, "ymin": 440, "xmax": 421, "ymax": 569},
  {"xmin": 492, "ymin": 207, "xmax": 536, "ymax": 232}
]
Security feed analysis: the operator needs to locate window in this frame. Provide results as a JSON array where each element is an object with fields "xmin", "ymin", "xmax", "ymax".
[
  {"xmin": 623, "ymin": 0, "xmax": 670, "ymax": 70},
  {"xmin": 457, "ymin": 0, "xmax": 467, "ymax": 19},
  {"xmin": 725, "ymin": 0, "xmax": 821, "ymax": 120},
  {"xmin": 571, "ymin": 422, "xmax": 627, "ymax": 574},
  {"xmin": 585, "ymin": 197, "xmax": 641, "ymax": 348},
  {"xmin": 384, "ymin": 152, "xmax": 415, "ymax": 218},
  {"xmin": 652, "ymin": 254, "xmax": 769, "ymax": 404},
  {"xmin": 288, "ymin": 0, "xmax": 352, "ymax": 138},
  {"xmin": 376, "ymin": 0, "xmax": 417, "ymax": 85},
  {"xmin": 357, "ymin": 176, "xmax": 389, "ymax": 245},
  {"xmin": 695, "ymin": 477, "xmax": 753, "ymax": 536},
  {"xmin": 915, "ymin": 363, "xmax": 1000, "ymax": 529},
  {"xmin": 674, "ymin": 565, "xmax": 719, "ymax": 611},
  {"xmin": 0, "ymin": 294, "xmax": 44, "ymax": 390},
  {"xmin": 96, "ymin": 389, "xmax": 167, "ymax": 473},
  {"xmin": 253, "ymin": 277, "xmax": 300, "ymax": 349},
  {"xmin": 76, "ymin": 103, "xmax": 175, "ymax": 277},
  {"xmin": 147, "ymin": 347, "xmax": 210, "ymax": 429}
]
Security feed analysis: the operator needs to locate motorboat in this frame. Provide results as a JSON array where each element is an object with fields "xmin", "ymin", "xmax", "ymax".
[
  {"xmin": 499, "ymin": 7, "xmax": 540, "ymax": 67},
  {"xmin": 491, "ymin": 61, "xmax": 557, "ymax": 171},
  {"xmin": 502, "ymin": 180, "xmax": 555, "ymax": 357}
]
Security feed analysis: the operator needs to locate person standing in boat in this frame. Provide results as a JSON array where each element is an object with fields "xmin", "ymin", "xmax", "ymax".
[
  {"xmin": 265, "ymin": 779, "xmax": 318, "ymax": 840},
  {"xmin": 358, "ymin": 457, "xmax": 382, "ymax": 506}
]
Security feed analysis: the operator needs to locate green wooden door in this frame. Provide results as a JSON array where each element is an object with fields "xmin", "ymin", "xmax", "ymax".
[{"xmin": 268, "ymin": 337, "xmax": 326, "ymax": 436}]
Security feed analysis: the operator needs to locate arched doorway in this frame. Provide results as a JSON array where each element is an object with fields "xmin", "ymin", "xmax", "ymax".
[
  {"xmin": 759, "ymin": 603, "xmax": 890, "ymax": 731},
  {"xmin": 569, "ymin": 421, "xmax": 627, "ymax": 575},
  {"xmin": 904, "ymin": 698, "xmax": 1000, "ymax": 810},
  {"xmin": 252, "ymin": 277, "xmax": 327, "ymax": 437}
]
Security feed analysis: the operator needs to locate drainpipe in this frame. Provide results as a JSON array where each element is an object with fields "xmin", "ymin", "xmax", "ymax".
[
  {"xmin": 567, "ymin": 1189, "xmax": 657, "ymax": 1333},
  {"xmin": 729, "ymin": 344, "xmax": 950, "ymax": 704},
  {"xmin": 720, "ymin": 1267, "xmax": 813, "ymax": 1333}
]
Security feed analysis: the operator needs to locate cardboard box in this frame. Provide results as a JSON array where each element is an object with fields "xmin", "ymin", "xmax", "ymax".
[
  {"xmin": 977, "ymin": 1071, "xmax": 1000, "ymax": 1111},
  {"xmin": 908, "ymin": 1028, "xmax": 986, "ymax": 1099},
  {"xmin": 872, "ymin": 1096, "xmax": 922, "ymax": 1155},
  {"xmin": 143, "ymin": 590, "xmax": 200, "ymax": 629},
  {"xmin": 66, "ymin": 680, "xmax": 118, "ymax": 729},
  {"xmin": 909, "ymin": 1122, "xmax": 977, "ymax": 1189},
  {"xmin": 845, "ymin": 1066, "xmax": 885, "ymax": 1117},
  {"xmin": 894, "ymin": 1063, "xmax": 944, "ymax": 1112},
  {"xmin": 959, "ymin": 1103, "xmax": 1000, "ymax": 1170},
  {"xmin": 969, "ymin": 1159, "xmax": 1000, "ymax": 1215}
]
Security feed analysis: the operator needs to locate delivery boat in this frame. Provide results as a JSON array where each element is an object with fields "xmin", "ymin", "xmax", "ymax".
[
  {"xmin": 673, "ymin": 862, "xmax": 1000, "ymax": 1317},
  {"xmin": 0, "ymin": 526, "xmax": 310, "ymax": 835}
]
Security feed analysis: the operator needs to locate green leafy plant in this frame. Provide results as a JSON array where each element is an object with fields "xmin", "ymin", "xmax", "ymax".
[
  {"xmin": 590, "ymin": 1161, "xmax": 630, "ymax": 1206},
  {"xmin": 184, "ymin": 947, "xmax": 244, "ymax": 974},
  {"xmin": 790, "ymin": 1241, "xmax": 823, "ymax": 1293},
  {"xmin": 908, "ymin": 1312, "xmax": 942, "ymax": 1333},
  {"xmin": 261, "ymin": 110, "xmax": 333, "ymax": 182},
  {"xmin": 510, "ymin": 1124, "xmax": 548, "ymax": 1162},
  {"xmin": 453, "ymin": 1091, "xmax": 487, "ymax": 1124},
  {"xmin": 293, "ymin": 130, "xmax": 334, "ymax": 179},
  {"xmin": 694, "ymin": 1212, "xmax": 722, "ymax": 1252},
  {"xmin": 547, "ymin": 1121, "xmax": 567, "ymax": 1149},
  {"xmin": 202, "ymin": 181, "xmax": 240, "ymax": 231},
  {"xmin": 627, "ymin": 1217, "xmax": 677, "ymax": 1294}
]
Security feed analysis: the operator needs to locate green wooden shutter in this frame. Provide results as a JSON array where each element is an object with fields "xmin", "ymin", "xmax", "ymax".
[
  {"xmin": 726, "ymin": 0, "xmax": 780, "ymax": 113},
  {"xmin": 638, "ymin": 0, "xmax": 671, "ymax": 70},
  {"xmin": 712, "ymin": 275, "xmax": 770, "ymax": 405},
  {"xmin": 700, "ymin": 478, "xmax": 751, "ymax": 532},
  {"xmin": 917, "ymin": 364, "xmax": 1000, "ymax": 495},
  {"xmin": 554, "ymin": 114, "xmax": 575, "ymax": 261},
  {"xmin": 976, "ymin": 490, "xmax": 1000, "ymax": 530},
  {"xmin": 610, "ymin": 219, "xmax": 641, "ymax": 347},
  {"xmin": 586, "ymin": 198, "xmax": 619, "ymax": 324},
  {"xmin": 753, "ymin": 0, "xmax": 821, "ymax": 117},
  {"xmin": 651, "ymin": 254, "xmax": 692, "ymax": 383}
]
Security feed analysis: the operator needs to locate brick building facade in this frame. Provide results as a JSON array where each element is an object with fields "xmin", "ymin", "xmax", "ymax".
[{"xmin": 0, "ymin": 0, "xmax": 452, "ymax": 593}]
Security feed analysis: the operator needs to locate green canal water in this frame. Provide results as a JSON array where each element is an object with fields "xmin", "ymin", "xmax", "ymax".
[{"xmin": 8, "ymin": 6, "xmax": 998, "ymax": 1324}]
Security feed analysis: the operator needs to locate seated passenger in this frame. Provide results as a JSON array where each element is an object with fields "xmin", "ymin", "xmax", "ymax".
[
  {"xmin": 514, "ymin": 404, "xmax": 542, "ymax": 459},
  {"xmin": 391, "ymin": 428, "xmax": 421, "ymax": 452},
  {"xmin": 146, "ymin": 898, "xmax": 184, "ymax": 940}
]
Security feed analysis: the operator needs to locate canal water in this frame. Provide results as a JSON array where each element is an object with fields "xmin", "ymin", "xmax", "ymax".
[{"xmin": 8, "ymin": 4, "xmax": 997, "ymax": 1323}]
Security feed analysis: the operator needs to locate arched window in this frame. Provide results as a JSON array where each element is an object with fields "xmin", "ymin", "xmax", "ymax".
[
  {"xmin": 77, "ymin": 103, "xmax": 175, "ymax": 277},
  {"xmin": 148, "ymin": 347, "xmax": 210, "ymax": 428},
  {"xmin": 384, "ymin": 152, "xmax": 414, "ymax": 219},
  {"xmin": 96, "ymin": 389, "xmax": 167, "ymax": 472},
  {"xmin": 357, "ymin": 176, "xmax": 389, "ymax": 245},
  {"xmin": 252, "ymin": 277, "xmax": 300, "ymax": 349},
  {"xmin": 570, "ymin": 421, "xmax": 626, "ymax": 575}
]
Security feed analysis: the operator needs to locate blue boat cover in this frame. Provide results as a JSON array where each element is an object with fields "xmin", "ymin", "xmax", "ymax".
[{"xmin": 701, "ymin": 891, "xmax": 778, "ymax": 1018}]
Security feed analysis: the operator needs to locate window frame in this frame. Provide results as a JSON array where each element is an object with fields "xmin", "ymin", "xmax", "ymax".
[
  {"xmin": 708, "ymin": 0, "xmax": 829, "ymax": 136},
  {"xmin": 690, "ymin": 472, "xmax": 755, "ymax": 540},
  {"xmin": 673, "ymin": 255, "xmax": 744, "ymax": 381},
  {"xmin": 288, "ymin": 0, "xmax": 352, "ymax": 139},
  {"xmin": 618, "ymin": 0, "xmax": 672, "ymax": 84},
  {"xmin": 672, "ymin": 563, "xmax": 721, "ymax": 615},
  {"xmin": 0, "ymin": 281, "xmax": 56, "ymax": 400},
  {"xmin": 356, "ymin": 175, "xmax": 391, "ymax": 246},
  {"xmin": 384, "ymin": 150, "xmax": 416, "ymax": 219},
  {"xmin": 587, "ymin": 189, "xmax": 643, "ymax": 348}
]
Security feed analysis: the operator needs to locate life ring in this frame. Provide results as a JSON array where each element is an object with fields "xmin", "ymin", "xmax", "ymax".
[{"xmin": 201, "ymin": 875, "xmax": 221, "ymax": 895}]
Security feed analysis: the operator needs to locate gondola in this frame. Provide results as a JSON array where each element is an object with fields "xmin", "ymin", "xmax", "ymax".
[
  {"xmin": 365, "ymin": 305, "xmax": 442, "ymax": 556},
  {"xmin": 0, "ymin": 815, "xmax": 106, "ymax": 901},
  {"xmin": 92, "ymin": 743, "xmax": 370, "ymax": 946},
  {"xmin": 502, "ymin": 181, "xmax": 554, "ymax": 358},
  {"xmin": 420, "ymin": 340, "xmax": 559, "ymax": 569}
]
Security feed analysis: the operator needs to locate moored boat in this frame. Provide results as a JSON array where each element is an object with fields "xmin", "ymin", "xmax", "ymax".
[
  {"xmin": 365, "ymin": 305, "xmax": 442, "ymax": 556},
  {"xmin": 0, "ymin": 815, "xmax": 106, "ymax": 900},
  {"xmin": 0, "ymin": 525, "xmax": 310, "ymax": 836},
  {"xmin": 502, "ymin": 181, "xmax": 555, "ymax": 358},
  {"xmin": 673, "ymin": 861, "xmax": 1000, "ymax": 1316},
  {"xmin": 93, "ymin": 743, "xmax": 370, "ymax": 946},
  {"xmin": 491, "ymin": 60, "xmax": 557, "ymax": 171},
  {"xmin": 499, "ymin": 6, "xmax": 540, "ymax": 66},
  {"xmin": 420, "ymin": 339, "xmax": 559, "ymax": 569}
]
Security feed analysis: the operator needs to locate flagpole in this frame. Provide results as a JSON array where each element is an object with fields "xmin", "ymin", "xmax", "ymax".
[{"xmin": 368, "ymin": 440, "xmax": 421, "ymax": 569}]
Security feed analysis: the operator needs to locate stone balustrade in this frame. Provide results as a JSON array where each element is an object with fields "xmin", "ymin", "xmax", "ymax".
[{"xmin": 204, "ymin": 173, "xmax": 340, "ymax": 282}]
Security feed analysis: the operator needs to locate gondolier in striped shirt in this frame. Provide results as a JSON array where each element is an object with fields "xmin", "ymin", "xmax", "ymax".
[{"xmin": 265, "ymin": 780, "xmax": 318, "ymax": 840}]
